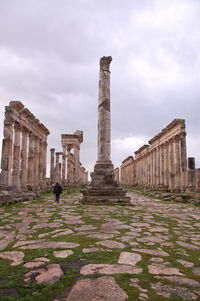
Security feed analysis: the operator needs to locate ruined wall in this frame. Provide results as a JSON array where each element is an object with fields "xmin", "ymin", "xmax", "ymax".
[
  {"xmin": 0, "ymin": 101, "xmax": 50, "ymax": 190},
  {"xmin": 120, "ymin": 119, "xmax": 200, "ymax": 191}
]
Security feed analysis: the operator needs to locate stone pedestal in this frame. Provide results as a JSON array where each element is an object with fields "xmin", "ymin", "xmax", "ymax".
[{"xmin": 81, "ymin": 56, "xmax": 130, "ymax": 204}]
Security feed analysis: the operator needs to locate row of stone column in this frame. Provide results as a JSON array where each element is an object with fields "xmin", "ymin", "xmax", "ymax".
[
  {"xmin": 50, "ymin": 146, "xmax": 81, "ymax": 186},
  {"xmin": 0, "ymin": 121, "xmax": 47, "ymax": 189},
  {"xmin": 135, "ymin": 134, "xmax": 187, "ymax": 190}
]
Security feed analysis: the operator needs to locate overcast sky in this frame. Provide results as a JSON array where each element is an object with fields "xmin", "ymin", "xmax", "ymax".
[{"xmin": 0, "ymin": 0, "xmax": 200, "ymax": 176}]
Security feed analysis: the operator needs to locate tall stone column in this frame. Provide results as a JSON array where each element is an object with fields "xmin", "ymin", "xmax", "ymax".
[
  {"xmin": 97, "ymin": 56, "xmax": 112, "ymax": 163},
  {"xmin": 38, "ymin": 140, "xmax": 44, "ymax": 184},
  {"xmin": 62, "ymin": 147, "xmax": 66, "ymax": 185},
  {"xmin": 174, "ymin": 136, "xmax": 181, "ymax": 190},
  {"xmin": 20, "ymin": 129, "xmax": 28, "ymax": 188},
  {"xmin": 42, "ymin": 141, "xmax": 47, "ymax": 184},
  {"xmin": 0, "ymin": 121, "xmax": 14, "ymax": 186},
  {"xmin": 55, "ymin": 152, "xmax": 60, "ymax": 183},
  {"xmin": 74, "ymin": 145, "xmax": 80, "ymax": 184},
  {"xmin": 12, "ymin": 123, "xmax": 21, "ymax": 188},
  {"xmin": 81, "ymin": 56, "xmax": 130, "ymax": 203},
  {"xmin": 50, "ymin": 148, "xmax": 55, "ymax": 183},
  {"xmin": 169, "ymin": 139, "xmax": 175, "ymax": 190},
  {"xmin": 34, "ymin": 137, "xmax": 40, "ymax": 189},
  {"xmin": 164, "ymin": 142, "xmax": 169, "ymax": 188},
  {"xmin": 180, "ymin": 133, "xmax": 187, "ymax": 171},
  {"xmin": 27, "ymin": 134, "xmax": 35, "ymax": 187},
  {"xmin": 156, "ymin": 147, "xmax": 160, "ymax": 187},
  {"xmin": 180, "ymin": 132, "xmax": 187, "ymax": 189},
  {"xmin": 67, "ymin": 145, "xmax": 72, "ymax": 185},
  {"xmin": 160, "ymin": 145, "xmax": 164, "ymax": 186}
]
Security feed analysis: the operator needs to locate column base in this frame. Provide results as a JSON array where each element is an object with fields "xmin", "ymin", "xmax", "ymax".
[{"xmin": 81, "ymin": 161, "xmax": 131, "ymax": 204}]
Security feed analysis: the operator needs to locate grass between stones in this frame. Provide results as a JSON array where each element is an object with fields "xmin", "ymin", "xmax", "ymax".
[{"xmin": 0, "ymin": 187, "xmax": 200, "ymax": 300}]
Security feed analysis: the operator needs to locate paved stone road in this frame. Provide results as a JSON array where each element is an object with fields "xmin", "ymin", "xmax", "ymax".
[{"xmin": 0, "ymin": 190, "xmax": 200, "ymax": 300}]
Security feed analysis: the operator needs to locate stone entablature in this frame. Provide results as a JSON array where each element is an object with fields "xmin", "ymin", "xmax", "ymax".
[
  {"xmin": 120, "ymin": 119, "xmax": 199, "ymax": 192},
  {"xmin": 0, "ymin": 101, "xmax": 50, "ymax": 190}
]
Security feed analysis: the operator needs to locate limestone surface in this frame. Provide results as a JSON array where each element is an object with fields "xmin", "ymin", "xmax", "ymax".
[{"xmin": 64, "ymin": 277, "xmax": 128, "ymax": 301}]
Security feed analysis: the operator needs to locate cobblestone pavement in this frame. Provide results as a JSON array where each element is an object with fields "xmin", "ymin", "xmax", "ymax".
[{"xmin": 0, "ymin": 190, "xmax": 200, "ymax": 301}]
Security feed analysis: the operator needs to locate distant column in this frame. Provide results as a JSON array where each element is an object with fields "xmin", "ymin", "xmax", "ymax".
[
  {"xmin": 62, "ymin": 146, "xmax": 66, "ymax": 185},
  {"xmin": 27, "ymin": 134, "xmax": 35, "ymax": 187},
  {"xmin": 180, "ymin": 132, "xmax": 187, "ymax": 171},
  {"xmin": 174, "ymin": 136, "xmax": 181, "ymax": 190},
  {"xmin": 43, "ymin": 141, "xmax": 47, "ymax": 183},
  {"xmin": 38, "ymin": 140, "xmax": 43, "ymax": 184},
  {"xmin": 50, "ymin": 148, "xmax": 55, "ymax": 183},
  {"xmin": 67, "ymin": 145, "xmax": 72, "ymax": 185},
  {"xmin": 12, "ymin": 123, "xmax": 21, "ymax": 188},
  {"xmin": 0, "ymin": 121, "xmax": 14, "ymax": 186},
  {"xmin": 55, "ymin": 152, "xmax": 60, "ymax": 183},
  {"xmin": 34, "ymin": 137, "xmax": 40, "ymax": 189},
  {"xmin": 20, "ymin": 129, "xmax": 28, "ymax": 188},
  {"xmin": 74, "ymin": 145, "xmax": 80, "ymax": 184},
  {"xmin": 169, "ymin": 139, "xmax": 175, "ymax": 190}
]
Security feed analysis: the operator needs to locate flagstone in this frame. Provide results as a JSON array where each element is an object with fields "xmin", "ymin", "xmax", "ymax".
[
  {"xmin": 96, "ymin": 240, "xmax": 125, "ymax": 249},
  {"xmin": 176, "ymin": 241, "xmax": 200, "ymax": 250},
  {"xmin": 53, "ymin": 250, "xmax": 73, "ymax": 258},
  {"xmin": 52, "ymin": 229, "xmax": 73, "ymax": 237},
  {"xmin": 18, "ymin": 241, "xmax": 79, "ymax": 249},
  {"xmin": 0, "ymin": 251, "xmax": 24, "ymax": 266},
  {"xmin": 131, "ymin": 248, "xmax": 169, "ymax": 257},
  {"xmin": 151, "ymin": 282, "xmax": 198, "ymax": 300},
  {"xmin": 24, "ymin": 261, "xmax": 45, "ymax": 268},
  {"xmin": 148, "ymin": 264, "xmax": 183, "ymax": 275},
  {"xmin": 82, "ymin": 247, "xmax": 111, "ymax": 253},
  {"xmin": 176, "ymin": 259, "xmax": 194, "ymax": 267},
  {"xmin": 62, "ymin": 277, "xmax": 128, "ymax": 301},
  {"xmin": 87, "ymin": 233, "xmax": 114, "ymax": 240},
  {"xmin": 75, "ymin": 225, "xmax": 97, "ymax": 231},
  {"xmin": 32, "ymin": 223, "xmax": 62, "ymax": 229},
  {"xmin": 118, "ymin": 252, "xmax": 141, "ymax": 265},
  {"xmin": 155, "ymin": 276, "xmax": 200, "ymax": 287},
  {"xmin": 13, "ymin": 240, "xmax": 43, "ymax": 248},
  {"xmin": 24, "ymin": 264, "xmax": 63, "ymax": 284},
  {"xmin": 149, "ymin": 227, "xmax": 168, "ymax": 233},
  {"xmin": 80, "ymin": 264, "xmax": 143, "ymax": 275},
  {"xmin": 0, "ymin": 232, "xmax": 15, "ymax": 251}
]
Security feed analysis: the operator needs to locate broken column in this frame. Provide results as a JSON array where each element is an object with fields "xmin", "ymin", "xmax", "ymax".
[{"xmin": 81, "ymin": 56, "xmax": 130, "ymax": 203}]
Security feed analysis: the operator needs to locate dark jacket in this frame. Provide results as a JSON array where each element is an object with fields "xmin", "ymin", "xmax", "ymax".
[{"xmin": 53, "ymin": 183, "xmax": 62, "ymax": 195}]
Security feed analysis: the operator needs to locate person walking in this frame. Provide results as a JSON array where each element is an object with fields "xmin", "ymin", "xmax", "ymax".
[{"xmin": 53, "ymin": 182, "xmax": 62, "ymax": 203}]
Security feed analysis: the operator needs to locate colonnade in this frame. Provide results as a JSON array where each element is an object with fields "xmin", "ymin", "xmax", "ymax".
[
  {"xmin": 0, "ymin": 101, "xmax": 49, "ymax": 190},
  {"xmin": 120, "ymin": 119, "xmax": 190, "ymax": 191},
  {"xmin": 134, "ymin": 133, "xmax": 187, "ymax": 190}
]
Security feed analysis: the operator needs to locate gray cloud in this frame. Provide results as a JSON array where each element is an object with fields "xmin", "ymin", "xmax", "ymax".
[{"xmin": 0, "ymin": 0, "xmax": 200, "ymax": 173}]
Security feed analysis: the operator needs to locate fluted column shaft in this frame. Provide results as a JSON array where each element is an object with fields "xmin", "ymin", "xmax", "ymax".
[
  {"xmin": 12, "ymin": 123, "xmax": 21, "ymax": 188},
  {"xmin": 62, "ymin": 147, "xmax": 66, "ymax": 184},
  {"xmin": 43, "ymin": 141, "xmax": 47, "ymax": 182},
  {"xmin": 20, "ymin": 129, "xmax": 28, "ymax": 187},
  {"xmin": 0, "ymin": 122, "xmax": 14, "ymax": 186},
  {"xmin": 74, "ymin": 145, "xmax": 80, "ymax": 184},
  {"xmin": 97, "ymin": 56, "xmax": 112, "ymax": 163},
  {"xmin": 27, "ymin": 134, "xmax": 35, "ymax": 187},
  {"xmin": 174, "ymin": 136, "xmax": 181, "ymax": 190},
  {"xmin": 50, "ymin": 148, "xmax": 55, "ymax": 183},
  {"xmin": 34, "ymin": 138, "xmax": 40, "ymax": 188}
]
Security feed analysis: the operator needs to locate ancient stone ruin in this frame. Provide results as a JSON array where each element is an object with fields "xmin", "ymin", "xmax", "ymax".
[
  {"xmin": 81, "ymin": 56, "xmax": 130, "ymax": 203},
  {"xmin": 50, "ymin": 130, "xmax": 88, "ymax": 187},
  {"xmin": 0, "ymin": 101, "xmax": 50, "ymax": 203},
  {"xmin": 121, "ymin": 119, "xmax": 200, "ymax": 192}
]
